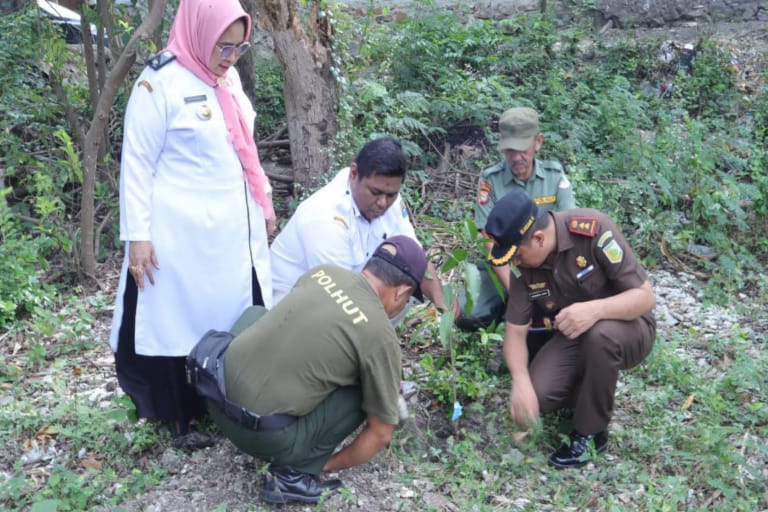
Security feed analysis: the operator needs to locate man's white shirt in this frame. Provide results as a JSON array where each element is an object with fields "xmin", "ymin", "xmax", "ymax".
[{"xmin": 270, "ymin": 167, "xmax": 418, "ymax": 304}]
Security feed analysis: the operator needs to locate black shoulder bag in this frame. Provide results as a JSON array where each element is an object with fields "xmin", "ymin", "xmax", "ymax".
[{"xmin": 186, "ymin": 329, "xmax": 235, "ymax": 405}]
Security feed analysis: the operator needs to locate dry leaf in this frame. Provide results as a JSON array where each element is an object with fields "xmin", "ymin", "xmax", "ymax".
[
  {"xmin": 81, "ymin": 455, "xmax": 103, "ymax": 471},
  {"xmin": 511, "ymin": 430, "xmax": 530, "ymax": 445},
  {"xmin": 681, "ymin": 394, "xmax": 695, "ymax": 410},
  {"xmin": 36, "ymin": 425, "xmax": 60, "ymax": 439}
]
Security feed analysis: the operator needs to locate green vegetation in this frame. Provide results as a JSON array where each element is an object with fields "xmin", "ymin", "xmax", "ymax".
[
  {"xmin": 389, "ymin": 316, "xmax": 768, "ymax": 511},
  {"xmin": 332, "ymin": 3, "xmax": 767, "ymax": 300},
  {"xmin": 0, "ymin": 0, "xmax": 766, "ymax": 510}
]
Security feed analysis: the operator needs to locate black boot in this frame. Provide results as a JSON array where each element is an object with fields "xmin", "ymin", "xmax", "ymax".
[
  {"xmin": 547, "ymin": 430, "xmax": 608, "ymax": 469},
  {"xmin": 170, "ymin": 422, "xmax": 215, "ymax": 450},
  {"xmin": 260, "ymin": 466, "xmax": 343, "ymax": 504}
]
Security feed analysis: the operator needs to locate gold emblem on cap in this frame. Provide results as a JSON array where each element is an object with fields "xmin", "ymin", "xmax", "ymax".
[
  {"xmin": 576, "ymin": 256, "xmax": 587, "ymax": 268},
  {"xmin": 489, "ymin": 244, "xmax": 517, "ymax": 266},
  {"xmin": 197, "ymin": 105, "xmax": 212, "ymax": 120}
]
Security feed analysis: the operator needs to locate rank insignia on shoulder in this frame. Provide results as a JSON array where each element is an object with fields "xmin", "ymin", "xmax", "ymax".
[
  {"xmin": 333, "ymin": 215, "xmax": 349, "ymax": 229},
  {"xmin": 568, "ymin": 216, "xmax": 598, "ymax": 237},
  {"xmin": 137, "ymin": 80, "xmax": 153, "ymax": 93},
  {"xmin": 147, "ymin": 51, "xmax": 176, "ymax": 71}
]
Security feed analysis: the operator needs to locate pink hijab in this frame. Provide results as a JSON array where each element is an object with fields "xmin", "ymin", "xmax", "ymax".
[{"xmin": 165, "ymin": 0, "xmax": 274, "ymax": 220}]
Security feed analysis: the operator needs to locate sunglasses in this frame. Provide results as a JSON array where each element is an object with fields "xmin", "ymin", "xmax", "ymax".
[{"xmin": 216, "ymin": 41, "xmax": 251, "ymax": 60}]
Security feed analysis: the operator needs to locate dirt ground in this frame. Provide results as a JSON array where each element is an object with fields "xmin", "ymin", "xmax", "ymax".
[{"xmin": 85, "ymin": 267, "xmax": 764, "ymax": 512}]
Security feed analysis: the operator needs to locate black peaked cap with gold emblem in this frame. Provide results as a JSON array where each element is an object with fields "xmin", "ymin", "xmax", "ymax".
[{"xmin": 484, "ymin": 189, "xmax": 538, "ymax": 266}]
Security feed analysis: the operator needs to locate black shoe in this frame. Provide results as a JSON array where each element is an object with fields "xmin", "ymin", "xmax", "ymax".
[
  {"xmin": 260, "ymin": 466, "xmax": 343, "ymax": 504},
  {"xmin": 171, "ymin": 430, "xmax": 215, "ymax": 450},
  {"xmin": 547, "ymin": 430, "xmax": 608, "ymax": 469}
]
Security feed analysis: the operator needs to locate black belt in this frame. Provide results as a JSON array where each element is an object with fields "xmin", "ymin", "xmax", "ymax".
[{"xmin": 222, "ymin": 400, "xmax": 297, "ymax": 431}]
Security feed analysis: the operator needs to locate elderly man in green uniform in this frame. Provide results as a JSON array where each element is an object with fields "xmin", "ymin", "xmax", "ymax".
[
  {"xmin": 457, "ymin": 106, "xmax": 576, "ymax": 331},
  {"xmin": 485, "ymin": 189, "xmax": 655, "ymax": 468},
  {"xmin": 203, "ymin": 235, "xmax": 426, "ymax": 504}
]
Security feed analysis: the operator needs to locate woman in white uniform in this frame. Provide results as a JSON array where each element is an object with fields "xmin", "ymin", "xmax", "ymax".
[{"xmin": 110, "ymin": 0, "xmax": 274, "ymax": 449}]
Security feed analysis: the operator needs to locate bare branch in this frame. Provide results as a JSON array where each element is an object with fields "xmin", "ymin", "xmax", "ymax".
[{"xmin": 79, "ymin": 0, "xmax": 168, "ymax": 276}]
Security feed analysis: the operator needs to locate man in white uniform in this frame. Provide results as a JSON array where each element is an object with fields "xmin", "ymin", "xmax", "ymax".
[{"xmin": 270, "ymin": 137, "xmax": 446, "ymax": 310}]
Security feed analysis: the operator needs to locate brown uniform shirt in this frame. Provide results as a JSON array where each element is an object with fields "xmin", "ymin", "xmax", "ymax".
[{"xmin": 505, "ymin": 209, "xmax": 655, "ymax": 330}]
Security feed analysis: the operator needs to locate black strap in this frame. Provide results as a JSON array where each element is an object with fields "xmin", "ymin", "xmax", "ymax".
[
  {"xmin": 222, "ymin": 400, "xmax": 297, "ymax": 431},
  {"xmin": 192, "ymin": 330, "xmax": 297, "ymax": 431}
]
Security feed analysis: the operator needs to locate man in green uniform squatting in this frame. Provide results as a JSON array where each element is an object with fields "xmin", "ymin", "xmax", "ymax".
[
  {"xmin": 207, "ymin": 235, "xmax": 426, "ymax": 504},
  {"xmin": 485, "ymin": 189, "xmax": 655, "ymax": 468},
  {"xmin": 457, "ymin": 106, "xmax": 576, "ymax": 331}
]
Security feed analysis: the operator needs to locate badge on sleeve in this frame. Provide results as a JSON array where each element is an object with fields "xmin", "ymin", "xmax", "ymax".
[
  {"xmin": 597, "ymin": 230, "xmax": 613, "ymax": 248},
  {"xmin": 333, "ymin": 215, "xmax": 349, "ymax": 229},
  {"xmin": 138, "ymin": 80, "xmax": 153, "ymax": 93},
  {"xmin": 603, "ymin": 239, "xmax": 624, "ymax": 263},
  {"xmin": 568, "ymin": 216, "xmax": 598, "ymax": 237},
  {"xmin": 477, "ymin": 181, "xmax": 492, "ymax": 206}
]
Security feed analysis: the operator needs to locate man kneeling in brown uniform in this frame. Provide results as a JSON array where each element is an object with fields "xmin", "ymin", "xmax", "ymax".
[{"xmin": 484, "ymin": 189, "xmax": 656, "ymax": 468}]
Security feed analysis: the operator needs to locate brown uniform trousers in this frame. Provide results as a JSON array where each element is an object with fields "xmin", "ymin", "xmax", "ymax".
[{"xmin": 529, "ymin": 317, "xmax": 654, "ymax": 434}]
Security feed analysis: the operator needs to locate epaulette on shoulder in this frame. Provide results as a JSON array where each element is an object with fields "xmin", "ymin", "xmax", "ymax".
[
  {"xmin": 539, "ymin": 159, "xmax": 565, "ymax": 172},
  {"xmin": 146, "ymin": 51, "xmax": 176, "ymax": 71},
  {"xmin": 481, "ymin": 161, "xmax": 505, "ymax": 177},
  {"xmin": 567, "ymin": 215, "xmax": 598, "ymax": 237}
]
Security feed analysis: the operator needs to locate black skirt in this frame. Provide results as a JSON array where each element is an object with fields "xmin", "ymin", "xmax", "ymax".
[{"xmin": 114, "ymin": 267, "xmax": 264, "ymax": 426}]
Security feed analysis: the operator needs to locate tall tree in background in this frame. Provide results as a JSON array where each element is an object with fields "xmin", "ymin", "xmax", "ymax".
[
  {"xmin": 250, "ymin": 0, "xmax": 338, "ymax": 193},
  {"xmin": 72, "ymin": 0, "xmax": 167, "ymax": 277}
]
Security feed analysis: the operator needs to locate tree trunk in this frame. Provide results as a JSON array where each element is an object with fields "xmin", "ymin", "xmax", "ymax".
[
  {"xmin": 236, "ymin": 0, "xmax": 258, "ymax": 113},
  {"xmin": 79, "ymin": 1, "xmax": 110, "ymax": 161},
  {"xmin": 236, "ymin": 48, "xmax": 256, "ymax": 112},
  {"xmin": 78, "ymin": 0, "xmax": 167, "ymax": 277},
  {"xmin": 253, "ymin": 0, "xmax": 338, "ymax": 194}
]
